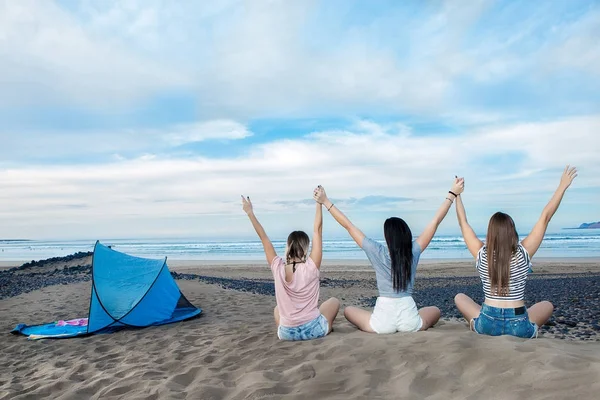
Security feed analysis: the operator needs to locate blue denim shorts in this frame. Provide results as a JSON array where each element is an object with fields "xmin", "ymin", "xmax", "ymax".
[
  {"xmin": 472, "ymin": 304, "xmax": 538, "ymax": 339},
  {"xmin": 278, "ymin": 314, "xmax": 329, "ymax": 341}
]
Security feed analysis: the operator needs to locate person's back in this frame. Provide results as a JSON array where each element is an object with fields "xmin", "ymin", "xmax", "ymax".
[
  {"xmin": 454, "ymin": 166, "xmax": 578, "ymax": 338},
  {"xmin": 241, "ymin": 189, "xmax": 340, "ymax": 341},
  {"xmin": 314, "ymin": 179, "xmax": 465, "ymax": 334},
  {"xmin": 361, "ymin": 236, "xmax": 424, "ymax": 333},
  {"xmin": 362, "ymin": 238, "xmax": 421, "ymax": 298},
  {"xmin": 271, "ymin": 255, "xmax": 320, "ymax": 327},
  {"xmin": 476, "ymin": 243, "xmax": 530, "ymax": 302}
]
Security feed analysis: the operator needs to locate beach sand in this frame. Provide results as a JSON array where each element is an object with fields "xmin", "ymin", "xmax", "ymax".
[
  {"xmin": 168, "ymin": 258, "xmax": 600, "ymax": 279},
  {"xmin": 2, "ymin": 259, "xmax": 600, "ymax": 400}
]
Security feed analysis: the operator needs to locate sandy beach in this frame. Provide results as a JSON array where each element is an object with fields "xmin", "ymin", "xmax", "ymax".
[
  {"xmin": 3, "ymin": 0, "xmax": 600, "ymax": 398},
  {"xmin": 168, "ymin": 258, "xmax": 600, "ymax": 279},
  {"xmin": 1, "ymin": 256, "xmax": 600, "ymax": 399}
]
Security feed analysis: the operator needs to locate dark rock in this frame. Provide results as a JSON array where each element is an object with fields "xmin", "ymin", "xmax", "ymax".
[
  {"xmin": 560, "ymin": 320, "xmax": 578, "ymax": 327},
  {"xmin": 2, "ymin": 252, "xmax": 600, "ymax": 342}
]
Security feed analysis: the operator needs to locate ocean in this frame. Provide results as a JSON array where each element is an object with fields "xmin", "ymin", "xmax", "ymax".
[{"xmin": 1, "ymin": 231, "xmax": 599, "ymax": 263}]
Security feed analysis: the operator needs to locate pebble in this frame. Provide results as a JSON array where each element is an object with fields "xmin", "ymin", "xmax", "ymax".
[{"xmin": 2, "ymin": 253, "xmax": 599, "ymax": 341}]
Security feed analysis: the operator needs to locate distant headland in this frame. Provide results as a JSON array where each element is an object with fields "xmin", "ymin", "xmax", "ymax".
[{"xmin": 575, "ymin": 222, "xmax": 600, "ymax": 229}]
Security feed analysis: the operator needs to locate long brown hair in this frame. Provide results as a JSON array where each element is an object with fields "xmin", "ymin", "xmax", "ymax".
[
  {"xmin": 486, "ymin": 212, "xmax": 519, "ymax": 297},
  {"xmin": 286, "ymin": 231, "xmax": 310, "ymax": 272}
]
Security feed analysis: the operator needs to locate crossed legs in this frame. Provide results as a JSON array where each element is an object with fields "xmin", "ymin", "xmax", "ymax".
[
  {"xmin": 454, "ymin": 293, "xmax": 481, "ymax": 329},
  {"xmin": 274, "ymin": 297, "xmax": 340, "ymax": 334},
  {"xmin": 343, "ymin": 305, "xmax": 440, "ymax": 333},
  {"xmin": 454, "ymin": 293, "xmax": 554, "ymax": 328}
]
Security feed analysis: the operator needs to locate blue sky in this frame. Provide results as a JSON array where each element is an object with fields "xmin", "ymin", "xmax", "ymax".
[{"xmin": 0, "ymin": 0, "xmax": 599, "ymax": 241}]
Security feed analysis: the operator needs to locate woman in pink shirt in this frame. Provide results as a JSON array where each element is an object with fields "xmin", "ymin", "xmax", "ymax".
[{"xmin": 241, "ymin": 187, "xmax": 340, "ymax": 341}]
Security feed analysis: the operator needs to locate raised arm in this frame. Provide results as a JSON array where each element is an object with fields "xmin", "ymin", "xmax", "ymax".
[
  {"xmin": 522, "ymin": 166, "xmax": 577, "ymax": 257},
  {"xmin": 416, "ymin": 178, "xmax": 465, "ymax": 252},
  {"xmin": 314, "ymin": 186, "xmax": 366, "ymax": 248},
  {"xmin": 309, "ymin": 190, "xmax": 323, "ymax": 268},
  {"xmin": 242, "ymin": 195, "xmax": 277, "ymax": 265},
  {"xmin": 455, "ymin": 192, "xmax": 483, "ymax": 258}
]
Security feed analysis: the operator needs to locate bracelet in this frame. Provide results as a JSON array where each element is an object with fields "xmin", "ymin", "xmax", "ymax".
[
  {"xmin": 327, "ymin": 203, "xmax": 335, "ymax": 211},
  {"xmin": 449, "ymin": 191, "xmax": 457, "ymax": 197},
  {"xmin": 446, "ymin": 197, "xmax": 454, "ymax": 203}
]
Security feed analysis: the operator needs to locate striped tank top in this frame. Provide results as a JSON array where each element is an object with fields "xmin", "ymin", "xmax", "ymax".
[{"xmin": 476, "ymin": 244, "xmax": 531, "ymax": 301}]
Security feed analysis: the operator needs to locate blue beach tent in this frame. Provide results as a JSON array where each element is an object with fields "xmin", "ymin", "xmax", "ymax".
[{"xmin": 12, "ymin": 242, "xmax": 201, "ymax": 339}]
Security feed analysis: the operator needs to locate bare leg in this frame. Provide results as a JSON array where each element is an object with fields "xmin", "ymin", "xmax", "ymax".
[
  {"xmin": 274, "ymin": 306, "xmax": 280, "ymax": 326},
  {"xmin": 343, "ymin": 306, "xmax": 376, "ymax": 333},
  {"xmin": 418, "ymin": 306, "xmax": 441, "ymax": 330},
  {"xmin": 454, "ymin": 293, "xmax": 481, "ymax": 329},
  {"xmin": 527, "ymin": 301, "xmax": 553, "ymax": 327},
  {"xmin": 319, "ymin": 297, "xmax": 340, "ymax": 334}
]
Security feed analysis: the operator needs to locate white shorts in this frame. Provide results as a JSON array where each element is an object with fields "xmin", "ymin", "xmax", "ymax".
[{"xmin": 369, "ymin": 296, "xmax": 423, "ymax": 334}]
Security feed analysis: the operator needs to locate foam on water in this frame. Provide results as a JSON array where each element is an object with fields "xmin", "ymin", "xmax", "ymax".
[{"xmin": 1, "ymin": 230, "xmax": 599, "ymax": 262}]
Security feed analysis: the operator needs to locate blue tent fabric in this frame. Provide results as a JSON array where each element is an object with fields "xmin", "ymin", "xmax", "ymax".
[{"xmin": 11, "ymin": 241, "xmax": 201, "ymax": 339}]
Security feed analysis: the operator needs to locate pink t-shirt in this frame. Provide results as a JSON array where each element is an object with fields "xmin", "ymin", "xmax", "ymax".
[{"xmin": 270, "ymin": 256, "xmax": 321, "ymax": 327}]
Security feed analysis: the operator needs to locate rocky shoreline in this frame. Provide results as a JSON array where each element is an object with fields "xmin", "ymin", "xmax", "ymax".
[{"xmin": 1, "ymin": 253, "xmax": 598, "ymax": 341}]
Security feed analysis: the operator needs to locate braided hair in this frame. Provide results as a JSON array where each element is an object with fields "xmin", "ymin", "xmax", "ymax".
[{"xmin": 285, "ymin": 231, "xmax": 310, "ymax": 272}]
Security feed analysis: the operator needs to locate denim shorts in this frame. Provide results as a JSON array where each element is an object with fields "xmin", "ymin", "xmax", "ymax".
[
  {"xmin": 472, "ymin": 304, "xmax": 538, "ymax": 339},
  {"xmin": 278, "ymin": 314, "xmax": 329, "ymax": 341}
]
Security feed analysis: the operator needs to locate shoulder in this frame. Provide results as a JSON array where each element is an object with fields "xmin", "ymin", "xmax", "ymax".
[
  {"xmin": 306, "ymin": 256, "xmax": 318, "ymax": 269},
  {"xmin": 270, "ymin": 256, "xmax": 285, "ymax": 270},
  {"xmin": 362, "ymin": 236, "xmax": 376, "ymax": 247},
  {"xmin": 412, "ymin": 240, "xmax": 422, "ymax": 257},
  {"xmin": 362, "ymin": 238, "xmax": 389, "ymax": 266},
  {"xmin": 476, "ymin": 245, "xmax": 487, "ymax": 263},
  {"xmin": 517, "ymin": 243, "xmax": 530, "ymax": 256},
  {"xmin": 362, "ymin": 237, "xmax": 384, "ymax": 252},
  {"xmin": 516, "ymin": 244, "xmax": 532, "ymax": 264}
]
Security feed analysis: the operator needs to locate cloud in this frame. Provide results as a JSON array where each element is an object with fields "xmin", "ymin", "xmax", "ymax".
[
  {"xmin": 164, "ymin": 120, "xmax": 252, "ymax": 146},
  {"xmin": 1, "ymin": 2, "xmax": 599, "ymax": 240},
  {"xmin": 542, "ymin": 9, "xmax": 600, "ymax": 77},
  {"xmin": 0, "ymin": 0, "xmax": 189, "ymax": 108},
  {"xmin": 193, "ymin": 0, "xmax": 495, "ymax": 118},
  {"xmin": 273, "ymin": 200, "xmax": 316, "ymax": 208},
  {"xmin": 0, "ymin": 115, "xmax": 597, "ymax": 239},
  {"xmin": 0, "ymin": 1, "xmax": 598, "ymax": 124},
  {"xmin": 0, "ymin": 0, "xmax": 548, "ymax": 119},
  {"xmin": 469, "ymin": 117, "xmax": 599, "ymax": 169},
  {"xmin": 345, "ymin": 196, "xmax": 417, "ymax": 207},
  {"xmin": 0, "ymin": 119, "xmax": 251, "ymax": 164},
  {"xmin": 273, "ymin": 196, "xmax": 418, "ymax": 210}
]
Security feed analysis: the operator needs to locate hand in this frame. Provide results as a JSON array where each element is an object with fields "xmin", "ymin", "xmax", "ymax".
[
  {"xmin": 451, "ymin": 177, "xmax": 465, "ymax": 196},
  {"xmin": 559, "ymin": 165, "xmax": 577, "ymax": 189},
  {"xmin": 313, "ymin": 185, "xmax": 328, "ymax": 205},
  {"xmin": 241, "ymin": 195, "xmax": 254, "ymax": 215}
]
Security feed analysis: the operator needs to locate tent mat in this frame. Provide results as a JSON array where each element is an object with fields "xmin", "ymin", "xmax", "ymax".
[
  {"xmin": 12, "ymin": 320, "xmax": 91, "ymax": 340},
  {"xmin": 12, "ymin": 308, "xmax": 201, "ymax": 340}
]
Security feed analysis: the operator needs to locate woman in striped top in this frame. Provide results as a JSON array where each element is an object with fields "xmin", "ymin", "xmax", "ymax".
[{"xmin": 454, "ymin": 166, "xmax": 578, "ymax": 338}]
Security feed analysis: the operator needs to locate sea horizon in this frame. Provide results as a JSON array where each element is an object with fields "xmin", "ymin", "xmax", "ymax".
[{"xmin": 1, "ymin": 230, "xmax": 599, "ymax": 262}]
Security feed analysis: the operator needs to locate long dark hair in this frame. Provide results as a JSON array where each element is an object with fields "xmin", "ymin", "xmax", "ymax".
[
  {"xmin": 286, "ymin": 231, "xmax": 310, "ymax": 272},
  {"xmin": 486, "ymin": 212, "xmax": 519, "ymax": 297},
  {"xmin": 384, "ymin": 217, "xmax": 413, "ymax": 291}
]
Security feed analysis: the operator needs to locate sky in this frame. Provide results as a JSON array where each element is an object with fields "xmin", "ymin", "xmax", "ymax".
[{"xmin": 0, "ymin": 0, "xmax": 599, "ymax": 241}]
